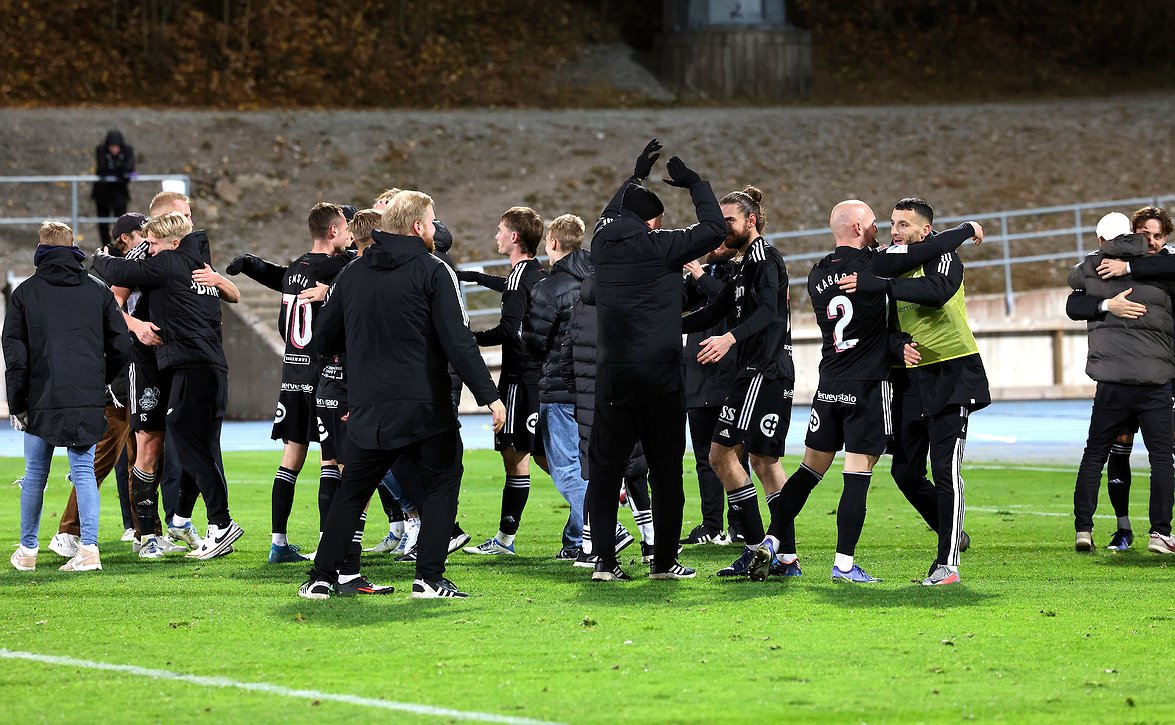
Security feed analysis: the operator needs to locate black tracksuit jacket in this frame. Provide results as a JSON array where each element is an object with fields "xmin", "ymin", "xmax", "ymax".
[
  {"xmin": 591, "ymin": 175, "xmax": 726, "ymax": 407},
  {"xmin": 91, "ymin": 230, "xmax": 228, "ymax": 372},
  {"xmin": 316, "ymin": 230, "xmax": 498, "ymax": 450}
]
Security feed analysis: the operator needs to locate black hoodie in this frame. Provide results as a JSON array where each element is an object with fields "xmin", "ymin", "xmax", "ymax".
[
  {"xmin": 3, "ymin": 246, "xmax": 130, "ymax": 446},
  {"xmin": 91, "ymin": 230, "xmax": 228, "ymax": 371},
  {"xmin": 521, "ymin": 247, "xmax": 594, "ymax": 404},
  {"xmin": 316, "ymin": 230, "xmax": 498, "ymax": 450},
  {"xmin": 92, "ymin": 130, "xmax": 135, "ymax": 204}
]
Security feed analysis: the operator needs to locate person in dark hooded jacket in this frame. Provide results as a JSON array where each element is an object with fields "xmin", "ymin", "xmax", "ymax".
[
  {"xmin": 300, "ymin": 190, "xmax": 505, "ymax": 600},
  {"xmin": 5, "ymin": 221, "xmax": 130, "ymax": 573},
  {"xmin": 1068, "ymin": 212, "xmax": 1175, "ymax": 554},
  {"xmin": 91, "ymin": 212, "xmax": 243, "ymax": 561},
  {"xmin": 521, "ymin": 214, "xmax": 593, "ymax": 558},
  {"xmin": 585, "ymin": 140, "xmax": 726, "ymax": 581},
  {"xmin": 91, "ymin": 130, "xmax": 136, "ymax": 248}
]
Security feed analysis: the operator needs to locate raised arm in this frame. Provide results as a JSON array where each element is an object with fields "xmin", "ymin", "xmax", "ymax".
[
  {"xmin": 871, "ymin": 223, "xmax": 980, "ymax": 278},
  {"xmin": 652, "ymin": 157, "xmax": 727, "ymax": 269},
  {"xmin": 91, "ymin": 251, "xmax": 170, "ymax": 289},
  {"xmin": 225, "ymin": 253, "xmax": 286, "ymax": 292}
]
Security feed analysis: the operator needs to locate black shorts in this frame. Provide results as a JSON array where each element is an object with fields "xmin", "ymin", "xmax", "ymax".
[
  {"xmin": 271, "ymin": 386, "xmax": 319, "ymax": 445},
  {"xmin": 712, "ymin": 374, "xmax": 793, "ymax": 458},
  {"xmin": 315, "ymin": 393, "xmax": 348, "ymax": 464},
  {"xmin": 494, "ymin": 379, "xmax": 543, "ymax": 457},
  {"xmin": 128, "ymin": 344, "xmax": 168, "ymax": 433},
  {"xmin": 805, "ymin": 379, "xmax": 893, "ymax": 456}
]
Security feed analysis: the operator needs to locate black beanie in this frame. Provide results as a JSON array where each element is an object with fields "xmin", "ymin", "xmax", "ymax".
[{"xmin": 621, "ymin": 184, "xmax": 664, "ymax": 221}]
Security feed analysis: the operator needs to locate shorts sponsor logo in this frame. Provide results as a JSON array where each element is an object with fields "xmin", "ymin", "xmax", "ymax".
[
  {"xmin": 317, "ymin": 417, "xmax": 329, "ymax": 441},
  {"xmin": 138, "ymin": 387, "xmax": 159, "ymax": 412},
  {"xmin": 526, "ymin": 412, "xmax": 538, "ymax": 434},
  {"xmin": 815, "ymin": 391, "xmax": 857, "ymax": 405},
  {"xmin": 759, "ymin": 413, "xmax": 779, "ymax": 437},
  {"xmin": 719, "ymin": 405, "xmax": 736, "ymax": 423},
  {"xmin": 281, "ymin": 382, "xmax": 315, "ymax": 393},
  {"xmin": 284, "ymin": 353, "xmax": 311, "ymax": 366},
  {"xmin": 274, "ymin": 402, "xmax": 287, "ymax": 424},
  {"xmin": 808, "ymin": 409, "xmax": 821, "ymax": 432}
]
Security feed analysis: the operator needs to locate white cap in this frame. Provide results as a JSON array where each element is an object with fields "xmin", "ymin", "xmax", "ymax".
[{"xmin": 1096, "ymin": 212, "xmax": 1131, "ymax": 241}]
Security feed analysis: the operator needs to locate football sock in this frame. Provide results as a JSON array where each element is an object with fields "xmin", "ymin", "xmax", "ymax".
[
  {"xmin": 1107, "ymin": 445, "xmax": 1132, "ymax": 522},
  {"xmin": 835, "ymin": 471, "xmax": 872, "ymax": 558},
  {"xmin": 834, "ymin": 552, "xmax": 854, "ymax": 572},
  {"xmin": 317, "ymin": 464, "xmax": 341, "ymax": 532},
  {"xmin": 272, "ymin": 533, "xmax": 288, "ymax": 546},
  {"xmin": 130, "ymin": 466, "xmax": 159, "ymax": 539},
  {"xmin": 500, "ymin": 475, "xmax": 530, "ymax": 535},
  {"xmin": 769, "ymin": 464, "xmax": 822, "ymax": 553},
  {"xmin": 496, "ymin": 530, "xmax": 516, "ymax": 547},
  {"xmin": 170, "ymin": 515, "xmax": 191, "ymax": 528},
  {"xmin": 727, "ymin": 483, "xmax": 765, "ymax": 545},
  {"xmin": 271, "ymin": 466, "xmax": 298, "ymax": 535}
]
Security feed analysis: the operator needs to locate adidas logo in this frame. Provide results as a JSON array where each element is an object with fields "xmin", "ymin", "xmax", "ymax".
[{"xmin": 718, "ymin": 428, "xmax": 730, "ymax": 437}]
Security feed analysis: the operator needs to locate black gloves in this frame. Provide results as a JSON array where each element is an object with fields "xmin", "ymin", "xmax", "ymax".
[
  {"xmin": 663, "ymin": 156, "xmax": 700, "ymax": 188},
  {"xmin": 433, "ymin": 220, "xmax": 454, "ymax": 253},
  {"xmin": 852, "ymin": 271, "xmax": 891, "ymax": 295},
  {"xmin": 634, "ymin": 139, "xmax": 663, "ymax": 181},
  {"xmin": 455, "ymin": 268, "xmax": 477, "ymax": 283},
  {"xmin": 226, "ymin": 254, "xmax": 261, "ymax": 276}
]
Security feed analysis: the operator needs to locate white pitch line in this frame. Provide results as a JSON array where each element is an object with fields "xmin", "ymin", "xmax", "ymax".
[
  {"xmin": 969, "ymin": 506, "xmax": 1113, "ymax": 519},
  {"xmin": 0, "ymin": 649, "xmax": 565, "ymax": 725}
]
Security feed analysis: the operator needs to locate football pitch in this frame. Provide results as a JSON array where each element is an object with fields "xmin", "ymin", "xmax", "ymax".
[{"xmin": 1, "ymin": 449, "xmax": 1170, "ymax": 723}]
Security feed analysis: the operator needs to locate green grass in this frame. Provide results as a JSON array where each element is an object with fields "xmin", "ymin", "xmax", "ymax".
[{"xmin": 0, "ymin": 451, "xmax": 1171, "ymax": 724}]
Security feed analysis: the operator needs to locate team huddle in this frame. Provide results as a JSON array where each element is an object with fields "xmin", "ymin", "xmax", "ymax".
[{"xmin": 11, "ymin": 139, "xmax": 1158, "ymax": 598}]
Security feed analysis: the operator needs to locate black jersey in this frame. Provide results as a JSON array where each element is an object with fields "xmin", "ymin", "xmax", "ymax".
[
  {"xmin": 474, "ymin": 257, "xmax": 547, "ymax": 382},
  {"xmin": 682, "ymin": 237, "xmax": 793, "ymax": 381},
  {"xmin": 807, "ymin": 223, "xmax": 979, "ymax": 383},
  {"xmin": 278, "ymin": 252, "xmax": 349, "ymax": 389}
]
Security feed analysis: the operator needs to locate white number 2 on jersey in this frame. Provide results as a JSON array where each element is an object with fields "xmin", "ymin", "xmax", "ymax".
[{"xmin": 826, "ymin": 294, "xmax": 859, "ymax": 352}]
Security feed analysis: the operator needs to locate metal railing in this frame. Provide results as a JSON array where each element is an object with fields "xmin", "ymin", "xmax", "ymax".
[
  {"xmin": 0, "ymin": 174, "xmax": 193, "ymax": 233},
  {"xmin": 456, "ymin": 194, "xmax": 1175, "ymax": 319}
]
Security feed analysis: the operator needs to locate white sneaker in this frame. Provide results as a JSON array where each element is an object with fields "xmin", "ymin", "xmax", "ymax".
[
  {"xmin": 401, "ymin": 518, "xmax": 421, "ymax": 554},
  {"xmin": 138, "ymin": 536, "xmax": 166, "ymax": 559},
  {"xmin": 364, "ymin": 532, "xmax": 403, "ymax": 554},
  {"xmin": 159, "ymin": 535, "xmax": 187, "ymax": 553},
  {"xmin": 10, "ymin": 546, "xmax": 37, "ymax": 571},
  {"xmin": 60, "ymin": 544, "xmax": 102, "ymax": 571},
  {"xmin": 48, "ymin": 532, "xmax": 80, "ymax": 558},
  {"xmin": 186, "ymin": 520, "xmax": 244, "ymax": 560},
  {"xmin": 120, "ymin": 528, "xmax": 136, "ymax": 542},
  {"xmin": 167, "ymin": 522, "xmax": 203, "ymax": 549}
]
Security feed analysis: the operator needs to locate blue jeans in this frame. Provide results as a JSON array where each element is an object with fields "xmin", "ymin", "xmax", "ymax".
[
  {"xmin": 21, "ymin": 434, "xmax": 99, "ymax": 548},
  {"xmin": 539, "ymin": 402, "xmax": 587, "ymax": 548}
]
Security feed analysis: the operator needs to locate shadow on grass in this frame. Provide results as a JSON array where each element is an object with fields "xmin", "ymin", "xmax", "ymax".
[{"xmin": 809, "ymin": 581, "xmax": 1000, "ymax": 608}]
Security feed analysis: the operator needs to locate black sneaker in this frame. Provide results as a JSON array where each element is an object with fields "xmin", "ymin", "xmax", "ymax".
[
  {"xmin": 679, "ymin": 524, "xmax": 722, "ymax": 545},
  {"xmin": 555, "ymin": 546, "xmax": 580, "ymax": 562},
  {"xmin": 716, "ymin": 547, "xmax": 755, "ymax": 577},
  {"xmin": 591, "ymin": 562, "xmax": 631, "ymax": 581},
  {"xmin": 650, "ymin": 560, "xmax": 697, "ymax": 579},
  {"xmin": 298, "ymin": 578, "xmax": 333, "ymax": 600},
  {"xmin": 573, "ymin": 550, "xmax": 599, "ymax": 568},
  {"xmin": 394, "ymin": 547, "xmax": 417, "ymax": 563},
  {"xmin": 335, "ymin": 575, "xmax": 394, "ymax": 596},
  {"xmin": 959, "ymin": 530, "xmax": 971, "ymax": 553},
  {"xmin": 448, "ymin": 531, "xmax": 472, "ymax": 555},
  {"xmin": 411, "ymin": 577, "xmax": 468, "ymax": 598}
]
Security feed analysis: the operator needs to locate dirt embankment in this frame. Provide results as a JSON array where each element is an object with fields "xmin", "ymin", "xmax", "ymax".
[{"xmin": 2, "ymin": 93, "xmax": 1171, "ymax": 289}]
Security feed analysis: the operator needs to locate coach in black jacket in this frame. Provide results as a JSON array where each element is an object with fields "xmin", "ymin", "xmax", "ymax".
[
  {"xmin": 302, "ymin": 191, "xmax": 504, "ymax": 600},
  {"xmin": 586, "ymin": 140, "xmax": 726, "ymax": 580}
]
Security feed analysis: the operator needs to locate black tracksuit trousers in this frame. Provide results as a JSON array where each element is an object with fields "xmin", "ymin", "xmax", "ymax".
[
  {"xmin": 1074, "ymin": 382, "xmax": 1174, "ymax": 536},
  {"xmin": 164, "ymin": 366, "xmax": 231, "ymax": 527},
  {"xmin": 890, "ymin": 393, "xmax": 972, "ymax": 568},
  {"xmin": 312, "ymin": 430, "xmax": 463, "ymax": 583},
  {"xmin": 588, "ymin": 391, "xmax": 686, "ymax": 570}
]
